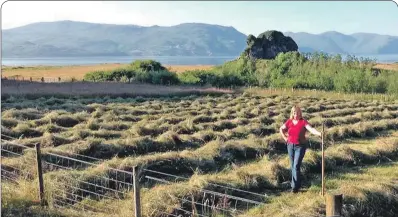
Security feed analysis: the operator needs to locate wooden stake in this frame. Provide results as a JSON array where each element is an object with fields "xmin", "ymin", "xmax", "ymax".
[
  {"xmin": 133, "ymin": 166, "xmax": 141, "ymax": 217},
  {"xmin": 321, "ymin": 122, "xmax": 325, "ymax": 196},
  {"xmin": 35, "ymin": 143, "xmax": 46, "ymax": 206},
  {"xmin": 326, "ymin": 193, "xmax": 343, "ymax": 217}
]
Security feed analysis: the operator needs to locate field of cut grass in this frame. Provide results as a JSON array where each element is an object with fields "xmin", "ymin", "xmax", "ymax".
[
  {"xmin": 2, "ymin": 91, "xmax": 398, "ymax": 217},
  {"xmin": 373, "ymin": 63, "xmax": 398, "ymax": 71},
  {"xmin": 1, "ymin": 64, "xmax": 214, "ymax": 81}
]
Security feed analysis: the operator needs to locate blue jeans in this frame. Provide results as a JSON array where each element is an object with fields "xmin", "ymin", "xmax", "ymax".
[{"xmin": 287, "ymin": 143, "xmax": 307, "ymax": 190}]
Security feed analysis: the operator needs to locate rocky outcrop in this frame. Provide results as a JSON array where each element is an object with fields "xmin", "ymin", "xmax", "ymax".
[{"xmin": 242, "ymin": 30, "xmax": 298, "ymax": 60}]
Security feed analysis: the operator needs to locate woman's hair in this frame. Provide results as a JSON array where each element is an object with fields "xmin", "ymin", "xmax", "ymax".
[{"xmin": 289, "ymin": 105, "xmax": 303, "ymax": 120}]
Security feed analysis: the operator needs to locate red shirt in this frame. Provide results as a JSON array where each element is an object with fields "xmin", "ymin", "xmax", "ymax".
[{"xmin": 284, "ymin": 119, "xmax": 309, "ymax": 145}]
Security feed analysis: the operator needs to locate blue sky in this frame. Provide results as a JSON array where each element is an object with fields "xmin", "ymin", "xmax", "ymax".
[{"xmin": 2, "ymin": 1, "xmax": 398, "ymax": 36}]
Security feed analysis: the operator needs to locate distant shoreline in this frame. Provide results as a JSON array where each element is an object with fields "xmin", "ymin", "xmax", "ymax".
[
  {"xmin": 1, "ymin": 63, "xmax": 214, "ymax": 68},
  {"xmin": 3, "ymin": 62, "xmax": 398, "ymax": 68},
  {"xmin": 1, "ymin": 56, "xmax": 237, "ymax": 67},
  {"xmin": 2, "ymin": 62, "xmax": 398, "ymax": 69},
  {"xmin": 2, "ymin": 54, "xmax": 398, "ymax": 67}
]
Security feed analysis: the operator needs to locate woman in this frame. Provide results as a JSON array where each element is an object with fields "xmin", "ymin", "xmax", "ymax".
[{"xmin": 279, "ymin": 105, "xmax": 322, "ymax": 193}]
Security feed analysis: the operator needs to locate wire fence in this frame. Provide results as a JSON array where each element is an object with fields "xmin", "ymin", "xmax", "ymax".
[
  {"xmin": 1, "ymin": 133, "xmax": 266, "ymax": 217},
  {"xmin": 1, "ymin": 76, "xmax": 138, "ymax": 83},
  {"xmin": 1, "ymin": 138, "xmax": 36, "ymax": 182},
  {"xmin": 1, "ymin": 75, "xmax": 67, "ymax": 83},
  {"xmin": 143, "ymin": 169, "xmax": 265, "ymax": 217},
  {"xmin": 144, "ymin": 175, "xmax": 260, "ymax": 217}
]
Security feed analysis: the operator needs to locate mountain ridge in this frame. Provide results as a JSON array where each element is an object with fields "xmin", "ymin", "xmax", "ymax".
[{"xmin": 2, "ymin": 20, "xmax": 398, "ymax": 57}]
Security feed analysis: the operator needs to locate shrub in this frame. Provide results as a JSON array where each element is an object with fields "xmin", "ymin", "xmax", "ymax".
[
  {"xmin": 84, "ymin": 67, "xmax": 136, "ymax": 82},
  {"xmin": 210, "ymin": 70, "xmax": 245, "ymax": 88},
  {"xmin": 249, "ymin": 51, "xmax": 396, "ymax": 94},
  {"xmin": 130, "ymin": 60, "xmax": 166, "ymax": 72},
  {"xmin": 178, "ymin": 70, "xmax": 218, "ymax": 86},
  {"xmin": 133, "ymin": 70, "xmax": 152, "ymax": 83},
  {"xmin": 333, "ymin": 69, "xmax": 371, "ymax": 93},
  {"xmin": 178, "ymin": 70, "xmax": 202, "ymax": 85},
  {"xmin": 81, "ymin": 54, "xmax": 398, "ymax": 95},
  {"xmin": 215, "ymin": 57, "xmax": 257, "ymax": 86},
  {"xmin": 84, "ymin": 60, "xmax": 179, "ymax": 85},
  {"xmin": 84, "ymin": 70, "xmax": 114, "ymax": 82},
  {"xmin": 111, "ymin": 67, "xmax": 135, "ymax": 81},
  {"xmin": 369, "ymin": 76, "xmax": 388, "ymax": 94},
  {"xmin": 149, "ymin": 70, "xmax": 179, "ymax": 85},
  {"xmin": 387, "ymin": 74, "xmax": 398, "ymax": 95},
  {"xmin": 178, "ymin": 70, "xmax": 217, "ymax": 86},
  {"xmin": 120, "ymin": 75, "xmax": 129, "ymax": 83}
]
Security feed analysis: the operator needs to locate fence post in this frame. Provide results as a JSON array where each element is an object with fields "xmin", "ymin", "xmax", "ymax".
[
  {"xmin": 35, "ymin": 143, "xmax": 46, "ymax": 206},
  {"xmin": 326, "ymin": 193, "xmax": 343, "ymax": 217},
  {"xmin": 133, "ymin": 166, "xmax": 141, "ymax": 217},
  {"xmin": 321, "ymin": 122, "xmax": 325, "ymax": 196}
]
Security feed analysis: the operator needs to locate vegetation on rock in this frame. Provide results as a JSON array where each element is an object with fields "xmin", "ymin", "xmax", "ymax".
[{"xmin": 242, "ymin": 30, "xmax": 298, "ymax": 59}]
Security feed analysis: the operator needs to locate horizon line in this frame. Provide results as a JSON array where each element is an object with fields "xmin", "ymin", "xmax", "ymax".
[{"xmin": 3, "ymin": 19, "xmax": 398, "ymax": 37}]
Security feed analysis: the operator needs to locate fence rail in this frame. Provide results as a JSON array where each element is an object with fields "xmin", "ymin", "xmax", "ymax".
[
  {"xmin": 1, "ymin": 133, "xmax": 266, "ymax": 217},
  {"xmin": 1, "ymin": 75, "xmax": 67, "ymax": 83}
]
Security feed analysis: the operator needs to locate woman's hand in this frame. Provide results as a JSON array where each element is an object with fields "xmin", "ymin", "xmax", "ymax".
[{"xmin": 280, "ymin": 125, "xmax": 288, "ymax": 142}]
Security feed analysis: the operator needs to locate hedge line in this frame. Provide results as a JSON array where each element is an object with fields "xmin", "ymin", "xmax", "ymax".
[{"xmin": 84, "ymin": 53, "xmax": 398, "ymax": 95}]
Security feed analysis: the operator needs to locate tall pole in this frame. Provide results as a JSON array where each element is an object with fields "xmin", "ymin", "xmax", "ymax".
[
  {"xmin": 321, "ymin": 122, "xmax": 325, "ymax": 196},
  {"xmin": 35, "ymin": 143, "xmax": 46, "ymax": 206},
  {"xmin": 133, "ymin": 166, "xmax": 141, "ymax": 217}
]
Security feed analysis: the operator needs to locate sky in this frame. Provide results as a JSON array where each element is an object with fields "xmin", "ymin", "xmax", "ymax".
[{"xmin": 1, "ymin": 1, "xmax": 398, "ymax": 36}]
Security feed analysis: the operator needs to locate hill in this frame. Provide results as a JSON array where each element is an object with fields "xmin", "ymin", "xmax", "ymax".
[
  {"xmin": 2, "ymin": 21, "xmax": 247, "ymax": 57},
  {"xmin": 285, "ymin": 31, "xmax": 398, "ymax": 55},
  {"xmin": 2, "ymin": 20, "xmax": 398, "ymax": 57}
]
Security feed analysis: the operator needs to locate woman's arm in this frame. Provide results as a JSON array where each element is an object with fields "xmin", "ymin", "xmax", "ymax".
[
  {"xmin": 280, "ymin": 124, "xmax": 288, "ymax": 142},
  {"xmin": 305, "ymin": 124, "xmax": 322, "ymax": 137}
]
